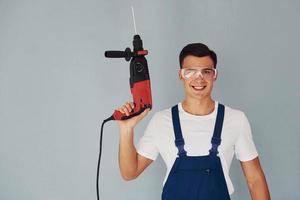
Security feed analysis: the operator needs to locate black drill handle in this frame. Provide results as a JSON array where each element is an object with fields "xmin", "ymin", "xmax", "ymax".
[
  {"xmin": 104, "ymin": 48, "xmax": 133, "ymax": 61},
  {"xmin": 104, "ymin": 51, "xmax": 126, "ymax": 58}
]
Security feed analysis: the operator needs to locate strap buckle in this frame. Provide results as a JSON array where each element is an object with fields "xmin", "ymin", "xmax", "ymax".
[
  {"xmin": 211, "ymin": 137, "xmax": 221, "ymax": 145},
  {"xmin": 177, "ymin": 144, "xmax": 187, "ymax": 156},
  {"xmin": 209, "ymin": 143, "xmax": 219, "ymax": 154},
  {"xmin": 175, "ymin": 138, "xmax": 185, "ymax": 146}
]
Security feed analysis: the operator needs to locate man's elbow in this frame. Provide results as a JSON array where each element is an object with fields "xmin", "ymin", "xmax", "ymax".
[
  {"xmin": 247, "ymin": 173, "xmax": 267, "ymax": 190},
  {"xmin": 121, "ymin": 172, "xmax": 138, "ymax": 181},
  {"xmin": 247, "ymin": 172, "xmax": 260, "ymax": 186}
]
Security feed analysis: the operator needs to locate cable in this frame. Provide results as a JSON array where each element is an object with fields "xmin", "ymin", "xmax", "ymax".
[{"xmin": 97, "ymin": 116, "xmax": 114, "ymax": 200}]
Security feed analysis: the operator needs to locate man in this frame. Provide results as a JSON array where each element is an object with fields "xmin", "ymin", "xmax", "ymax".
[{"xmin": 116, "ymin": 43, "xmax": 271, "ymax": 199}]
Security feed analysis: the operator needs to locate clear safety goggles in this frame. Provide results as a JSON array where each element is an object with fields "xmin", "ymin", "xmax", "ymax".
[{"xmin": 180, "ymin": 68, "xmax": 217, "ymax": 80}]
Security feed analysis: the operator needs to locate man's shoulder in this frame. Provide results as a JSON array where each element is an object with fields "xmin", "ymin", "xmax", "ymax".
[
  {"xmin": 150, "ymin": 103, "xmax": 179, "ymax": 122},
  {"xmin": 222, "ymin": 103, "xmax": 247, "ymax": 120},
  {"xmin": 151, "ymin": 106, "xmax": 172, "ymax": 120}
]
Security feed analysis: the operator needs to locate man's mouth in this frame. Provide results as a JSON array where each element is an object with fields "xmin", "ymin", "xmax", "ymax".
[{"xmin": 191, "ymin": 85, "xmax": 206, "ymax": 91}]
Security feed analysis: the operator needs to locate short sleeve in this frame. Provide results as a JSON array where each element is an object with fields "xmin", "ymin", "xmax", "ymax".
[
  {"xmin": 136, "ymin": 113, "xmax": 159, "ymax": 161},
  {"xmin": 235, "ymin": 112, "xmax": 259, "ymax": 162}
]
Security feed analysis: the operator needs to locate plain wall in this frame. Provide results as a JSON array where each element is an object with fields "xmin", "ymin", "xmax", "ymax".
[{"xmin": 0, "ymin": 0, "xmax": 299, "ymax": 199}]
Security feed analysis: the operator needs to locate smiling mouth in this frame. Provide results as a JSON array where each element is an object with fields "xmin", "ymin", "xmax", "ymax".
[{"xmin": 191, "ymin": 86, "xmax": 206, "ymax": 91}]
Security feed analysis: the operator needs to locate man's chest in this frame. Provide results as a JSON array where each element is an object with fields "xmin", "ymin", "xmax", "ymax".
[{"xmin": 155, "ymin": 118, "xmax": 239, "ymax": 168}]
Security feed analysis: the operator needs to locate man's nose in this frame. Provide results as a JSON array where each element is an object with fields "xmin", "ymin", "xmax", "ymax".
[{"xmin": 194, "ymin": 71, "xmax": 204, "ymax": 80}]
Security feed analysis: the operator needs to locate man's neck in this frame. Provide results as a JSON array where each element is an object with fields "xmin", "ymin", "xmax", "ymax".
[{"xmin": 181, "ymin": 98, "xmax": 215, "ymax": 116}]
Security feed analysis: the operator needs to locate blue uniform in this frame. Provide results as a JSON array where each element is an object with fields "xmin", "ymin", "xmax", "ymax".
[{"xmin": 161, "ymin": 103, "xmax": 231, "ymax": 200}]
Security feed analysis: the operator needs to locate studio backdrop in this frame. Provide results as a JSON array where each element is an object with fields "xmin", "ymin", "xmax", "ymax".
[{"xmin": 0, "ymin": 0, "xmax": 299, "ymax": 199}]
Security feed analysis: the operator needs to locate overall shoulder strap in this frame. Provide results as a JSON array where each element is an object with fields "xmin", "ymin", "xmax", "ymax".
[
  {"xmin": 171, "ymin": 105, "xmax": 187, "ymax": 157},
  {"xmin": 209, "ymin": 103, "xmax": 225, "ymax": 155}
]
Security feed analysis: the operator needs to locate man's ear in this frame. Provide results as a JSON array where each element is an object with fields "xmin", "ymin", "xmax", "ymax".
[
  {"xmin": 213, "ymin": 70, "xmax": 218, "ymax": 81},
  {"xmin": 178, "ymin": 69, "xmax": 183, "ymax": 80},
  {"xmin": 214, "ymin": 74, "xmax": 218, "ymax": 81}
]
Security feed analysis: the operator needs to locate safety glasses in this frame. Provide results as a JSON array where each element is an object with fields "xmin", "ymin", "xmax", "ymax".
[{"xmin": 180, "ymin": 68, "xmax": 217, "ymax": 80}]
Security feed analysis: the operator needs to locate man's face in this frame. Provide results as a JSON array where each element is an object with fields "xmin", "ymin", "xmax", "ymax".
[{"xmin": 179, "ymin": 55, "xmax": 217, "ymax": 100}]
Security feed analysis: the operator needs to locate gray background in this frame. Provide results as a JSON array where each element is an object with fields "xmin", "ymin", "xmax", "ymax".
[{"xmin": 0, "ymin": 0, "xmax": 299, "ymax": 199}]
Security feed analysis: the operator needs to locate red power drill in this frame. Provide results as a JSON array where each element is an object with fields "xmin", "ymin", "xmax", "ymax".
[
  {"xmin": 96, "ymin": 34, "xmax": 152, "ymax": 200},
  {"xmin": 104, "ymin": 34, "xmax": 152, "ymax": 120}
]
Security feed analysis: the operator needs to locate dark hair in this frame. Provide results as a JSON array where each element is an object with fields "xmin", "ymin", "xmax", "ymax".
[{"xmin": 179, "ymin": 43, "xmax": 217, "ymax": 68}]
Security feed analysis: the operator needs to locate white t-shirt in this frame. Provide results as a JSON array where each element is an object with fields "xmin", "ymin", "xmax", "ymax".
[{"xmin": 136, "ymin": 101, "xmax": 258, "ymax": 195}]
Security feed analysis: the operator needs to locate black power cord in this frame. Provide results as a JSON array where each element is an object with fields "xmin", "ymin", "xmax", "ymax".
[{"xmin": 97, "ymin": 116, "xmax": 114, "ymax": 200}]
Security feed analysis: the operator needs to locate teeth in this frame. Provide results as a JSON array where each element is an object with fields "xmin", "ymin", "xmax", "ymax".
[{"xmin": 193, "ymin": 86, "xmax": 205, "ymax": 90}]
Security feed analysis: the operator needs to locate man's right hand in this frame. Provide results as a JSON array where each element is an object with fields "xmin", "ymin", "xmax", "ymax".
[
  {"xmin": 116, "ymin": 102, "xmax": 150, "ymax": 130},
  {"xmin": 116, "ymin": 102, "xmax": 153, "ymax": 181}
]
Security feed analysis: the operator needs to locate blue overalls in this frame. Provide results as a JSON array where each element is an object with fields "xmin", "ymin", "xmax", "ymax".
[{"xmin": 161, "ymin": 103, "xmax": 231, "ymax": 200}]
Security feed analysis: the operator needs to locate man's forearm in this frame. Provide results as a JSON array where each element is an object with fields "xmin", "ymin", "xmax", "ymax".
[
  {"xmin": 248, "ymin": 174, "xmax": 271, "ymax": 200},
  {"xmin": 118, "ymin": 127, "xmax": 138, "ymax": 180}
]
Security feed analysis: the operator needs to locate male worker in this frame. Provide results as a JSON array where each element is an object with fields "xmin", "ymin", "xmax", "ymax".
[{"xmin": 116, "ymin": 43, "xmax": 271, "ymax": 199}]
